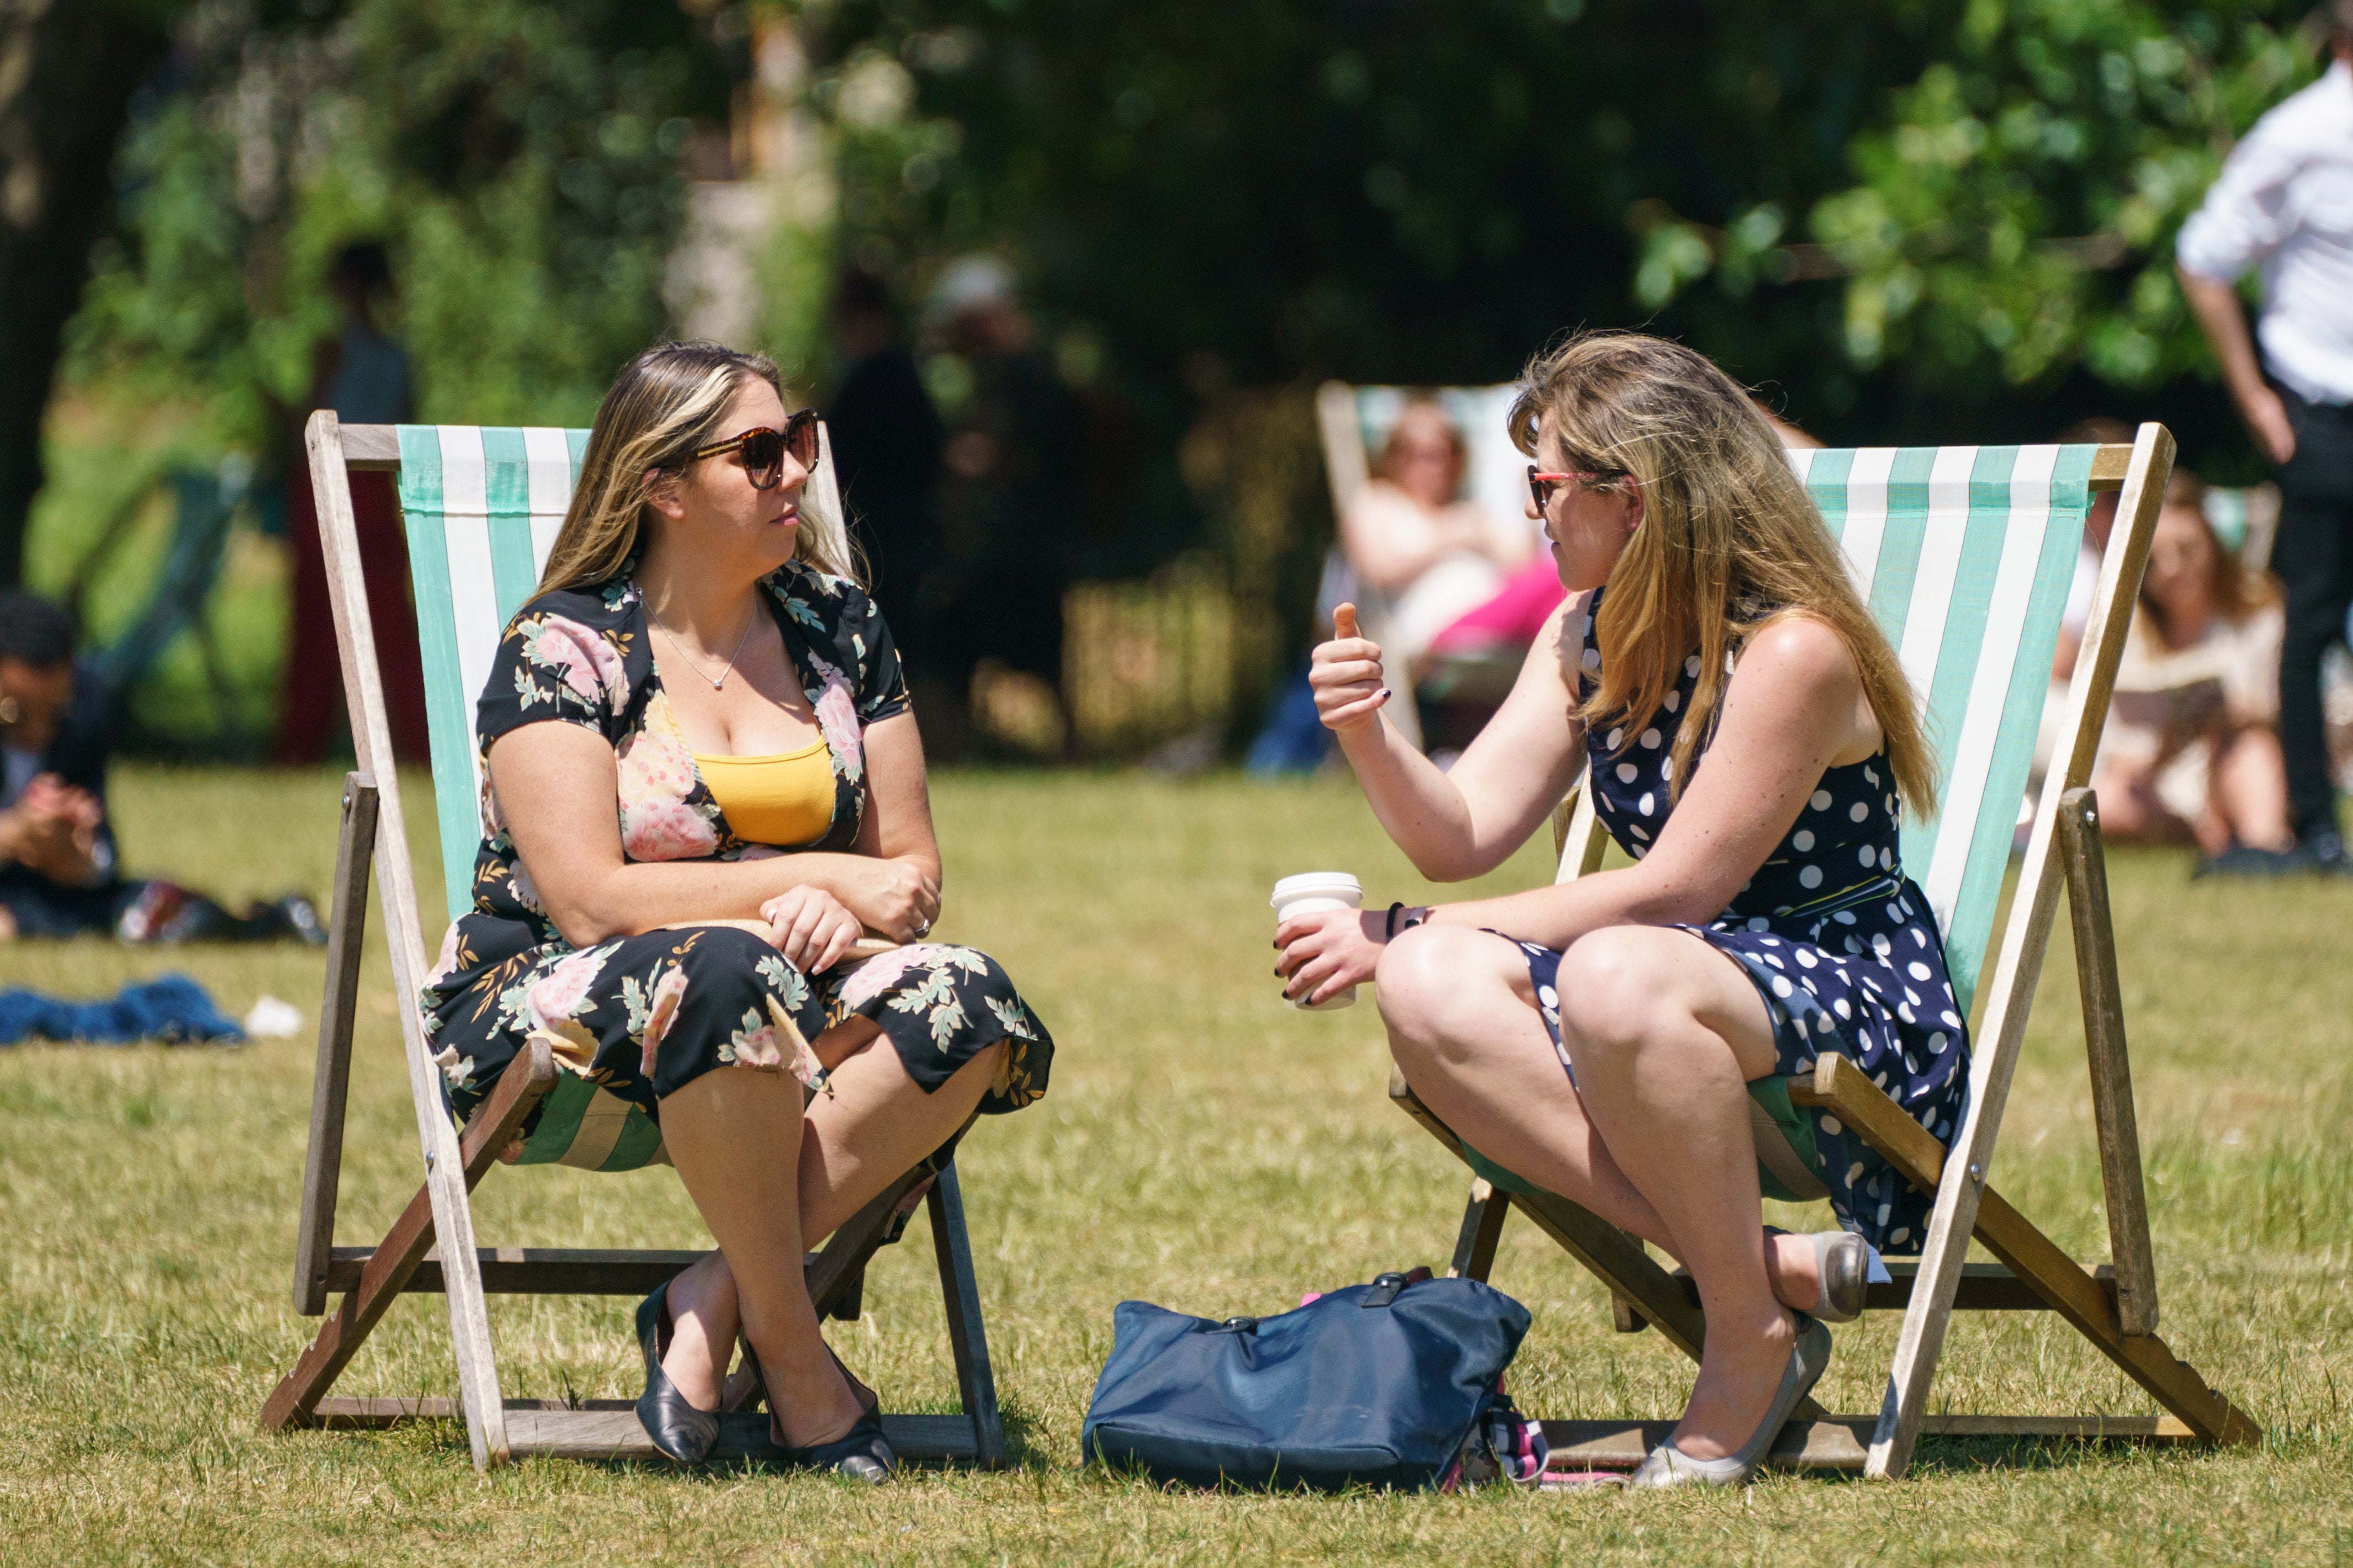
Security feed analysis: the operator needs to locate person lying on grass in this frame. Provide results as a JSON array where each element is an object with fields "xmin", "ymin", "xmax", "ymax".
[
  {"xmin": 1276, "ymin": 331, "xmax": 1968, "ymax": 1489},
  {"xmin": 0, "ymin": 589, "xmax": 324, "ymax": 946},
  {"xmin": 425, "ymin": 341, "xmax": 1053, "ymax": 1479}
]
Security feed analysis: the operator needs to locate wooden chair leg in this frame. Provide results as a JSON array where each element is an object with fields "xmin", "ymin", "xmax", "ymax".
[
  {"xmin": 928, "ymin": 1161, "xmax": 1006, "ymax": 1470},
  {"xmin": 293, "ymin": 774, "xmax": 377, "ymax": 1316},
  {"xmin": 1791, "ymin": 1054, "xmax": 2258, "ymax": 1447},
  {"xmin": 260, "ymin": 1038, "xmax": 556, "ymax": 1433},
  {"xmin": 2057, "ymin": 788, "xmax": 2160, "ymax": 1336},
  {"xmin": 1447, "ymin": 1179, "xmax": 1508, "ymax": 1280}
]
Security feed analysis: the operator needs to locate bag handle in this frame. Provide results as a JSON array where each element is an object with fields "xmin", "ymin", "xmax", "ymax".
[{"xmin": 1360, "ymin": 1266, "xmax": 1433, "ymax": 1307}]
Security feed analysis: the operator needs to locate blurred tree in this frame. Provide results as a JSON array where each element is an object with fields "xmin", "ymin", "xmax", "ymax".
[
  {"xmin": 63, "ymin": 0, "xmax": 737, "ymax": 454},
  {"xmin": 807, "ymin": 0, "xmax": 2320, "ymax": 453},
  {"xmin": 0, "ymin": 0, "xmax": 180, "ymax": 588}
]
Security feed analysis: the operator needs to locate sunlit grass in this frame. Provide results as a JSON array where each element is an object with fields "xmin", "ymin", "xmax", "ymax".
[{"xmin": 1, "ymin": 764, "xmax": 2348, "ymax": 1564}]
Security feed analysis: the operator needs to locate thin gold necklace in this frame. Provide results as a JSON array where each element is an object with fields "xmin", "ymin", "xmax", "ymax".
[{"xmin": 650, "ymin": 604, "xmax": 758, "ymax": 690}]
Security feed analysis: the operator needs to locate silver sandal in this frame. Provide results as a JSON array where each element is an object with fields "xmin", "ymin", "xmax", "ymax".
[
  {"xmin": 1626, "ymin": 1314, "xmax": 1833, "ymax": 1489},
  {"xmin": 1768, "ymin": 1226, "xmax": 1869, "ymax": 1324}
]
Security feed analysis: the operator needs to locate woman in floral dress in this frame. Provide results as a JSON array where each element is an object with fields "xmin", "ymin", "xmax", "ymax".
[
  {"xmin": 421, "ymin": 341, "xmax": 1052, "ymax": 1476},
  {"xmin": 1276, "ymin": 332, "xmax": 1966, "ymax": 1488}
]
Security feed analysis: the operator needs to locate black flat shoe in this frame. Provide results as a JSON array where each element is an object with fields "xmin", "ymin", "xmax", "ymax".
[
  {"xmin": 719, "ymin": 1405, "xmax": 895, "ymax": 1483},
  {"xmin": 634, "ymin": 1282, "xmax": 719, "ymax": 1464}
]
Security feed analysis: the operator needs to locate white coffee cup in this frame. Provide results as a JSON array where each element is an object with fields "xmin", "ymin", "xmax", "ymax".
[{"xmin": 1271, "ymin": 871, "xmax": 1365, "ymax": 1010}]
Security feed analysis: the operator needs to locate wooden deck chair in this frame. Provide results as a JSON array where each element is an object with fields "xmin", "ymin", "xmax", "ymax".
[
  {"xmin": 1390, "ymin": 426, "xmax": 2262, "ymax": 1478},
  {"xmin": 259, "ymin": 411, "xmax": 1008, "ymax": 1471},
  {"xmin": 1314, "ymin": 381, "xmax": 1539, "ymax": 748}
]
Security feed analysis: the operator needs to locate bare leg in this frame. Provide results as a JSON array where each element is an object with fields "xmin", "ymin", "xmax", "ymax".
[
  {"xmin": 681, "ymin": 1020, "xmax": 1008, "ymax": 1413},
  {"xmin": 659, "ymin": 1065, "xmax": 862, "ymax": 1447},
  {"xmin": 1552, "ymin": 924, "xmax": 1796, "ymax": 1461},
  {"xmin": 800, "ymin": 1027, "xmax": 1005, "ymax": 1242},
  {"xmin": 1379, "ymin": 926, "xmax": 1848, "ymax": 1312},
  {"xmin": 1375, "ymin": 925, "xmax": 1672, "ymax": 1249},
  {"xmin": 2209, "ymin": 725, "xmax": 2293, "ymax": 852}
]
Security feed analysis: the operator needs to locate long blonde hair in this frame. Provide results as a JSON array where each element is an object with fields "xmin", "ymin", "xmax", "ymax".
[
  {"xmin": 1510, "ymin": 331, "xmax": 1938, "ymax": 816},
  {"xmin": 537, "ymin": 341, "xmax": 857, "ymax": 594}
]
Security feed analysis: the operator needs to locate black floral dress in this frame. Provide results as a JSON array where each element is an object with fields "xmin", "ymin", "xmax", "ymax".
[
  {"xmin": 1519, "ymin": 593, "xmax": 1970, "ymax": 1253},
  {"xmin": 417, "ymin": 561, "xmax": 1052, "ymax": 1156}
]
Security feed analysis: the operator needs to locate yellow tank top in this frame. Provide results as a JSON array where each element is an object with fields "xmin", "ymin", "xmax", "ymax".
[{"xmin": 694, "ymin": 739, "xmax": 835, "ymax": 847}]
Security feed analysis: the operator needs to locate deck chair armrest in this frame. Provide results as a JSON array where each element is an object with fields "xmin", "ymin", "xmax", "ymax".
[{"xmin": 1786, "ymin": 1056, "xmax": 1947, "ymax": 1196}]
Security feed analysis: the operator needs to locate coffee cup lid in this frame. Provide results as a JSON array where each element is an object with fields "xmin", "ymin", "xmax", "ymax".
[{"xmin": 1271, "ymin": 871, "xmax": 1363, "ymax": 907}]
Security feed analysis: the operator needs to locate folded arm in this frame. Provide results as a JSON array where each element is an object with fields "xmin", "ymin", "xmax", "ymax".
[{"xmin": 489, "ymin": 710, "xmax": 941, "ymax": 949}]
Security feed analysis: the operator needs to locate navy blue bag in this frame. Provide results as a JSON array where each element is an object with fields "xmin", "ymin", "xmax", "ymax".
[{"xmin": 1081, "ymin": 1270, "xmax": 1533, "ymax": 1492}]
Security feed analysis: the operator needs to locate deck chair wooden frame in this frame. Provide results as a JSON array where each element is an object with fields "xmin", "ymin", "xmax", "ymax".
[
  {"xmin": 259, "ymin": 411, "xmax": 1008, "ymax": 1471},
  {"xmin": 1390, "ymin": 426, "xmax": 2261, "ymax": 1478}
]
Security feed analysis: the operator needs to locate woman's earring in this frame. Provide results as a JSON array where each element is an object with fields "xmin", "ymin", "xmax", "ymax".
[{"xmin": 0, "ymin": 696, "xmax": 18, "ymax": 726}]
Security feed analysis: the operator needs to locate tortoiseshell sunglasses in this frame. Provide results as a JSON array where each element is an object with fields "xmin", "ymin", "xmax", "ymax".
[{"xmin": 688, "ymin": 408, "xmax": 822, "ymax": 491}]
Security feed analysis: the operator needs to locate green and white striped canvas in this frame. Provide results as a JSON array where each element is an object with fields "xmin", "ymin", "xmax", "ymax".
[
  {"xmin": 394, "ymin": 424, "xmax": 592, "ymax": 922},
  {"xmin": 1788, "ymin": 444, "xmax": 2095, "ymax": 1012},
  {"xmin": 393, "ymin": 424, "xmax": 643, "ymax": 1169}
]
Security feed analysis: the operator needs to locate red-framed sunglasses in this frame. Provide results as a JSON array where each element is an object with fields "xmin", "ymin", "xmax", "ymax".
[
  {"xmin": 1527, "ymin": 464, "xmax": 1627, "ymax": 512},
  {"xmin": 687, "ymin": 408, "xmax": 822, "ymax": 491}
]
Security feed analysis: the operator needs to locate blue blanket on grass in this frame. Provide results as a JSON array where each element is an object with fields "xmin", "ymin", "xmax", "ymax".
[{"xmin": 0, "ymin": 975, "xmax": 246, "ymax": 1046}]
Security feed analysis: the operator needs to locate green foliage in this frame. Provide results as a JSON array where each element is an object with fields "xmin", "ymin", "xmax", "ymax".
[
  {"xmin": 804, "ymin": 0, "xmax": 2324, "ymax": 450},
  {"xmin": 1795, "ymin": 0, "xmax": 2317, "ymax": 393},
  {"xmin": 66, "ymin": 0, "xmax": 734, "ymax": 442}
]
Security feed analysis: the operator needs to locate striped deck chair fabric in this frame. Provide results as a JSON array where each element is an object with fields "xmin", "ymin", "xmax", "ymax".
[
  {"xmin": 1785, "ymin": 443, "xmax": 2093, "ymax": 1012},
  {"xmin": 394, "ymin": 426, "xmax": 591, "ymax": 919}
]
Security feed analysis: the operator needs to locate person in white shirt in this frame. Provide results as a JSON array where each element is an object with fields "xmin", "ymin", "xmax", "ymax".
[{"xmin": 2176, "ymin": 1, "xmax": 2353, "ymax": 871}]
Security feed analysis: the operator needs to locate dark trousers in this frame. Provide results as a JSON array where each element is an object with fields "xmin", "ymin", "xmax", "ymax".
[{"xmin": 2273, "ymin": 391, "xmax": 2353, "ymax": 843}]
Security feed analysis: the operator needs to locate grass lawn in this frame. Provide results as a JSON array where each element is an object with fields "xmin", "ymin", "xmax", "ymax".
[{"xmin": 2, "ymin": 764, "xmax": 2350, "ymax": 1564}]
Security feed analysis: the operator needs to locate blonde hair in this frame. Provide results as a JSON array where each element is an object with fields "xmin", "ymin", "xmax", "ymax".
[
  {"xmin": 537, "ymin": 341, "xmax": 857, "ymax": 594},
  {"xmin": 1509, "ymin": 331, "xmax": 1938, "ymax": 816}
]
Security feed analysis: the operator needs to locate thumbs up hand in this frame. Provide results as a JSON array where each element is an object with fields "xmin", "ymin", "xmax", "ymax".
[{"xmin": 1310, "ymin": 602, "xmax": 1392, "ymax": 735}]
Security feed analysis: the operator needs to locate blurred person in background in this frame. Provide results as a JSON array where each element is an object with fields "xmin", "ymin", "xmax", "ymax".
[
  {"xmin": 2087, "ymin": 471, "xmax": 2293, "ymax": 874},
  {"xmin": 1340, "ymin": 400, "xmax": 1534, "ymax": 680},
  {"xmin": 924, "ymin": 257, "xmax": 1085, "ymax": 757},
  {"xmin": 2176, "ymin": 1, "xmax": 2353, "ymax": 873},
  {"xmin": 0, "ymin": 591, "xmax": 323, "ymax": 944},
  {"xmin": 273, "ymin": 240, "xmax": 431, "ymax": 766},
  {"xmin": 825, "ymin": 266, "xmax": 945, "ymax": 699}
]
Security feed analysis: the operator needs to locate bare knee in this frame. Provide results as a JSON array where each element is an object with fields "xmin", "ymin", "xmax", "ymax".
[
  {"xmin": 1377, "ymin": 924, "xmax": 1482, "ymax": 1037},
  {"xmin": 1377, "ymin": 925, "xmax": 1526, "ymax": 1073},
  {"xmin": 1553, "ymin": 926, "xmax": 1685, "ymax": 1065}
]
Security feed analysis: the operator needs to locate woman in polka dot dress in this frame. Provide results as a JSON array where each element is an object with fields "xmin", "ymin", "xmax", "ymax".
[{"xmin": 1275, "ymin": 332, "xmax": 1965, "ymax": 1488}]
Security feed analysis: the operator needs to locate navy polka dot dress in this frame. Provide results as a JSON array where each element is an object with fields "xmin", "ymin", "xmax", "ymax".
[{"xmin": 1522, "ymin": 594, "xmax": 1971, "ymax": 1254}]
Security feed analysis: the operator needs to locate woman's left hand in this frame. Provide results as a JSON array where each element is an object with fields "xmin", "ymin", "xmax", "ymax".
[
  {"xmin": 760, "ymin": 885, "xmax": 865, "ymax": 973},
  {"xmin": 1274, "ymin": 906, "xmax": 1395, "ymax": 1006}
]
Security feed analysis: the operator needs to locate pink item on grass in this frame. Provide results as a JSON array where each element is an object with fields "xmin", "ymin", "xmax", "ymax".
[{"xmin": 1427, "ymin": 556, "xmax": 1566, "ymax": 656}]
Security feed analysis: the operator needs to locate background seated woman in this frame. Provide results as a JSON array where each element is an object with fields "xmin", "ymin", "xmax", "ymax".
[
  {"xmin": 1276, "ymin": 332, "xmax": 1966, "ymax": 1488},
  {"xmin": 2091, "ymin": 467, "xmax": 2293, "ymax": 874},
  {"xmin": 1340, "ymin": 399, "xmax": 1534, "ymax": 679},
  {"xmin": 420, "ymin": 341, "xmax": 1053, "ymax": 1477}
]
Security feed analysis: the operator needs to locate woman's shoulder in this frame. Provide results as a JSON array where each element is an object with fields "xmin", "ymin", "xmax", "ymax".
[
  {"xmin": 507, "ymin": 575, "xmax": 641, "ymax": 635},
  {"xmin": 1735, "ymin": 611, "xmax": 1860, "ymax": 689},
  {"xmin": 488, "ymin": 577, "xmax": 642, "ymax": 721}
]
